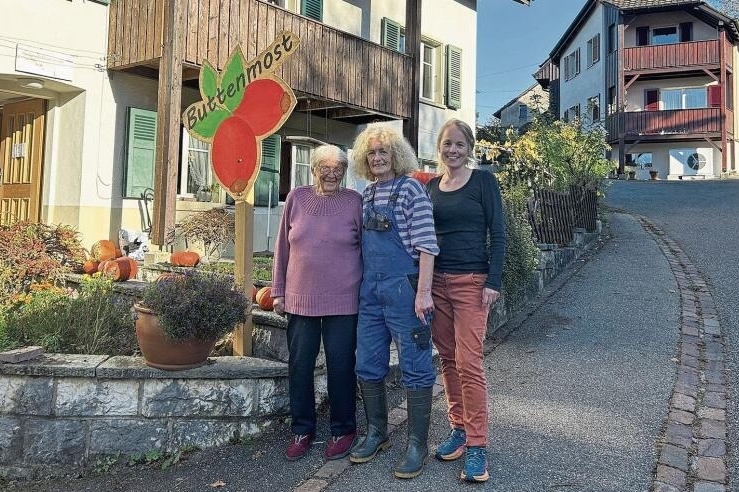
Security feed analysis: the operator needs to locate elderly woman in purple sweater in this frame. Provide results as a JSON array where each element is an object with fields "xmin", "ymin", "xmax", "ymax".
[{"xmin": 272, "ymin": 144, "xmax": 363, "ymax": 462}]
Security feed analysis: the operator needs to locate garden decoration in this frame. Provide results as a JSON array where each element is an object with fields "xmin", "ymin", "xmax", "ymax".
[{"xmin": 182, "ymin": 32, "xmax": 300, "ymax": 355}]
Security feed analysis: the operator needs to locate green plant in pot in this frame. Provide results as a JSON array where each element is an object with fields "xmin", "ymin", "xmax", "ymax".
[{"xmin": 134, "ymin": 270, "xmax": 249, "ymax": 370}]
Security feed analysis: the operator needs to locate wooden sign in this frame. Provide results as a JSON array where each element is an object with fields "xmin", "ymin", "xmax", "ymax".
[{"xmin": 183, "ymin": 31, "xmax": 300, "ymax": 201}]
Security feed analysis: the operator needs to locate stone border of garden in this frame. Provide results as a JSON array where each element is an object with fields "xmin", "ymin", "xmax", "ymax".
[{"xmin": 0, "ymin": 228, "xmax": 599, "ymax": 480}]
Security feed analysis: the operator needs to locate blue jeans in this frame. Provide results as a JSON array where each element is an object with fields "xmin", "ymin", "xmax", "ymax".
[{"xmin": 287, "ymin": 313, "xmax": 357, "ymax": 436}]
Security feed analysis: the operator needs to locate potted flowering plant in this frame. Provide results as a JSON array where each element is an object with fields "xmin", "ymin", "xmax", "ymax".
[{"xmin": 133, "ymin": 270, "xmax": 249, "ymax": 370}]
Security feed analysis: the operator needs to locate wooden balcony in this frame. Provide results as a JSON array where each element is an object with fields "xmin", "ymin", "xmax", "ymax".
[
  {"xmin": 107, "ymin": 0, "xmax": 413, "ymax": 121},
  {"xmin": 605, "ymin": 108, "xmax": 723, "ymax": 140},
  {"xmin": 623, "ymin": 39, "xmax": 725, "ymax": 73}
]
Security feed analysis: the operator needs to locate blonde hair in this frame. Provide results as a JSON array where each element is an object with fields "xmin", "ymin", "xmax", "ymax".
[
  {"xmin": 435, "ymin": 118, "xmax": 476, "ymax": 174},
  {"xmin": 351, "ymin": 123, "xmax": 419, "ymax": 180}
]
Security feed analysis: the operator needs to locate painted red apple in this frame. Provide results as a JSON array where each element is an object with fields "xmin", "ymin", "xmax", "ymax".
[
  {"xmin": 211, "ymin": 116, "xmax": 259, "ymax": 195},
  {"xmin": 234, "ymin": 78, "xmax": 293, "ymax": 138}
]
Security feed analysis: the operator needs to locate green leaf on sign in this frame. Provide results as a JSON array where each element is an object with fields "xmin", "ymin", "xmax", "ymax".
[
  {"xmin": 221, "ymin": 45, "xmax": 246, "ymax": 112},
  {"xmin": 189, "ymin": 104, "xmax": 230, "ymax": 141},
  {"xmin": 200, "ymin": 61, "xmax": 219, "ymax": 101}
]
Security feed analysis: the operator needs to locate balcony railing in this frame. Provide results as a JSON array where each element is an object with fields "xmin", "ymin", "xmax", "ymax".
[
  {"xmin": 605, "ymin": 108, "xmax": 723, "ymax": 139},
  {"xmin": 107, "ymin": 0, "xmax": 413, "ymax": 119},
  {"xmin": 623, "ymin": 39, "xmax": 720, "ymax": 71}
]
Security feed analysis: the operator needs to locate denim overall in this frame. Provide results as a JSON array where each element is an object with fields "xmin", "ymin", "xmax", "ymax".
[{"xmin": 355, "ymin": 176, "xmax": 435, "ymax": 389}]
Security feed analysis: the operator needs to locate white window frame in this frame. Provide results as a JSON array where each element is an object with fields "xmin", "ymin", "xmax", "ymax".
[
  {"xmin": 180, "ymin": 131, "xmax": 213, "ymax": 199},
  {"xmin": 420, "ymin": 38, "xmax": 442, "ymax": 103},
  {"xmin": 290, "ymin": 143, "xmax": 314, "ymax": 189},
  {"xmin": 660, "ymin": 86, "xmax": 708, "ymax": 110}
]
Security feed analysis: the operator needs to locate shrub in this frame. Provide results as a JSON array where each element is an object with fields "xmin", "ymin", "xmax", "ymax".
[
  {"xmin": 179, "ymin": 207, "xmax": 235, "ymax": 261},
  {"xmin": 0, "ymin": 221, "xmax": 87, "ymax": 306},
  {"xmin": 138, "ymin": 270, "xmax": 249, "ymax": 342},
  {"xmin": 0, "ymin": 275, "xmax": 137, "ymax": 355},
  {"xmin": 501, "ymin": 184, "xmax": 539, "ymax": 307}
]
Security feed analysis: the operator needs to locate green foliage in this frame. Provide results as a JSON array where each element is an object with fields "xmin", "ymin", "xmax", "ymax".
[
  {"xmin": 500, "ymin": 114, "xmax": 612, "ymax": 193},
  {"xmin": 0, "ymin": 221, "xmax": 87, "ymax": 306},
  {"xmin": 0, "ymin": 275, "xmax": 137, "ymax": 355},
  {"xmin": 199, "ymin": 256, "xmax": 272, "ymax": 282},
  {"xmin": 501, "ymin": 184, "xmax": 539, "ymax": 306},
  {"xmin": 139, "ymin": 270, "xmax": 249, "ymax": 342}
]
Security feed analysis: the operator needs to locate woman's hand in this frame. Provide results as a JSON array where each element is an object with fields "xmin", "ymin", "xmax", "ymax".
[
  {"xmin": 415, "ymin": 291, "xmax": 434, "ymax": 325},
  {"xmin": 272, "ymin": 296, "xmax": 286, "ymax": 315},
  {"xmin": 482, "ymin": 288, "xmax": 500, "ymax": 307}
]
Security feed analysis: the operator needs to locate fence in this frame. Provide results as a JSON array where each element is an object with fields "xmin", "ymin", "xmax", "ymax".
[{"xmin": 526, "ymin": 185, "xmax": 598, "ymax": 246}]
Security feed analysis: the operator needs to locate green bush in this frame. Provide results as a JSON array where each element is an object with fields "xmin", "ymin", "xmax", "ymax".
[
  {"xmin": 501, "ymin": 184, "xmax": 539, "ymax": 307},
  {"xmin": 0, "ymin": 275, "xmax": 137, "ymax": 355}
]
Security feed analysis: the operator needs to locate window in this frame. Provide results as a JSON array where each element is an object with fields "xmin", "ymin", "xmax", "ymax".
[
  {"xmin": 588, "ymin": 95, "xmax": 600, "ymax": 122},
  {"xmin": 587, "ymin": 34, "xmax": 600, "ymax": 67},
  {"xmin": 123, "ymin": 107, "xmax": 157, "ymax": 199},
  {"xmin": 660, "ymin": 87, "xmax": 708, "ymax": 110},
  {"xmin": 518, "ymin": 104, "xmax": 528, "ymax": 120},
  {"xmin": 382, "ymin": 17, "xmax": 462, "ymax": 109},
  {"xmin": 180, "ymin": 132, "xmax": 212, "ymax": 197},
  {"xmin": 267, "ymin": 0, "xmax": 321, "ymax": 20},
  {"xmin": 292, "ymin": 144, "xmax": 312, "ymax": 188},
  {"xmin": 565, "ymin": 104, "xmax": 580, "ymax": 122},
  {"xmin": 253, "ymin": 135, "xmax": 281, "ymax": 207},
  {"xmin": 608, "ymin": 86, "xmax": 617, "ymax": 115},
  {"xmin": 652, "ymin": 26, "xmax": 678, "ymax": 46},
  {"xmin": 420, "ymin": 41, "xmax": 439, "ymax": 101},
  {"xmin": 564, "ymin": 48, "xmax": 580, "ymax": 81},
  {"xmin": 608, "ymin": 23, "xmax": 616, "ymax": 53}
]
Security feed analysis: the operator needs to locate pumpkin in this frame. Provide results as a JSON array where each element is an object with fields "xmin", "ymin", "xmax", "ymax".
[
  {"xmin": 82, "ymin": 259, "xmax": 100, "ymax": 275},
  {"xmin": 255, "ymin": 286, "xmax": 274, "ymax": 311},
  {"xmin": 90, "ymin": 239, "xmax": 122, "ymax": 261},
  {"xmin": 101, "ymin": 257, "xmax": 138, "ymax": 281},
  {"xmin": 170, "ymin": 251, "xmax": 200, "ymax": 267},
  {"xmin": 408, "ymin": 171, "xmax": 437, "ymax": 185}
]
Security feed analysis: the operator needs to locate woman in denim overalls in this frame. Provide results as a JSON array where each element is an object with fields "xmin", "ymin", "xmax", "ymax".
[{"xmin": 348, "ymin": 123, "xmax": 439, "ymax": 479}]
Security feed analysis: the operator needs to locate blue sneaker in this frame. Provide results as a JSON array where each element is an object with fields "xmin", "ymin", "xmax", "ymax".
[
  {"xmin": 461, "ymin": 446, "xmax": 489, "ymax": 482},
  {"xmin": 435, "ymin": 428, "xmax": 466, "ymax": 461}
]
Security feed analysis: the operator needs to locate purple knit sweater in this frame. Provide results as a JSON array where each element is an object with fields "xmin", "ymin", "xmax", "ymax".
[{"xmin": 271, "ymin": 186, "xmax": 363, "ymax": 316}]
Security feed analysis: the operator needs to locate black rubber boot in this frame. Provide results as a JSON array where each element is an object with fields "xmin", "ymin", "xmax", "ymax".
[
  {"xmin": 394, "ymin": 387, "xmax": 432, "ymax": 479},
  {"xmin": 349, "ymin": 381, "xmax": 391, "ymax": 463}
]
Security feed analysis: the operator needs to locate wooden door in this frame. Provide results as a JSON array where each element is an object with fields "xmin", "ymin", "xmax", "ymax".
[{"xmin": 0, "ymin": 99, "xmax": 46, "ymax": 225}]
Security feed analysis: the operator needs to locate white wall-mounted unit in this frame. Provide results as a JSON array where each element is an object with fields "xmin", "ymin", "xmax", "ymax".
[{"xmin": 668, "ymin": 148, "xmax": 713, "ymax": 179}]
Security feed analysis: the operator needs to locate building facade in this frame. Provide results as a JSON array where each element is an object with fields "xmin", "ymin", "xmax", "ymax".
[
  {"xmin": 536, "ymin": 0, "xmax": 738, "ymax": 181},
  {"xmin": 0, "ymin": 0, "xmax": 480, "ymax": 252}
]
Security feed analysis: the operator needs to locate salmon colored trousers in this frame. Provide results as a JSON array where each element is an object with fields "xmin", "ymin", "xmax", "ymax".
[{"xmin": 431, "ymin": 271, "xmax": 490, "ymax": 447}]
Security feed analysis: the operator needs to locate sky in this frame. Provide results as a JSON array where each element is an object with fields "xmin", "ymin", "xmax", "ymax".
[{"xmin": 476, "ymin": 0, "xmax": 589, "ymax": 125}]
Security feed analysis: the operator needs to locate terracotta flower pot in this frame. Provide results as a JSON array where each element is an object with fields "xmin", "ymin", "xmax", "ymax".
[{"xmin": 133, "ymin": 303, "xmax": 216, "ymax": 370}]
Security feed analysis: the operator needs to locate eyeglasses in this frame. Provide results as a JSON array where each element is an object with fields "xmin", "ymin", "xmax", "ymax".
[{"xmin": 318, "ymin": 166, "xmax": 344, "ymax": 177}]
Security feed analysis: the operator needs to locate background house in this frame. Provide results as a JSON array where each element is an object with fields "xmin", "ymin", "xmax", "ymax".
[
  {"xmin": 492, "ymin": 83, "xmax": 549, "ymax": 132},
  {"xmin": 0, "ymin": 0, "xmax": 480, "ymax": 253},
  {"xmin": 535, "ymin": 0, "xmax": 738, "ymax": 181}
]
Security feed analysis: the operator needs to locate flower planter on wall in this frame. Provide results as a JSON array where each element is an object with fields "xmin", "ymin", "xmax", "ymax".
[{"xmin": 134, "ymin": 303, "xmax": 216, "ymax": 370}]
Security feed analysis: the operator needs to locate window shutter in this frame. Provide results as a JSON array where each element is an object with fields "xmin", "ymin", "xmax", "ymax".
[
  {"xmin": 644, "ymin": 89, "xmax": 659, "ymax": 111},
  {"xmin": 382, "ymin": 18, "xmax": 402, "ymax": 51},
  {"xmin": 254, "ymin": 135, "xmax": 281, "ymax": 207},
  {"xmin": 445, "ymin": 45, "xmax": 462, "ymax": 109},
  {"xmin": 636, "ymin": 26, "xmax": 649, "ymax": 46},
  {"xmin": 708, "ymin": 85, "xmax": 722, "ymax": 107},
  {"xmin": 301, "ymin": 0, "xmax": 322, "ymax": 21},
  {"xmin": 124, "ymin": 107, "xmax": 157, "ymax": 198},
  {"xmin": 679, "ymin": 22, "xmax": 693, "ymax": 42}
]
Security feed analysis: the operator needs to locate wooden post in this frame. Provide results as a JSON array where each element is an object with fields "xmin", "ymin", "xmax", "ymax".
[
  {"xmin": 403, "ymin": 0, "xmax": 421, "ymax": 151},
  {"xmin": 232, "ymin": 189, "xmax": 255, "ymax": 356},
  {"xmin": 151, "ymin": 0, "xmax": 185, "ymax": 246}
]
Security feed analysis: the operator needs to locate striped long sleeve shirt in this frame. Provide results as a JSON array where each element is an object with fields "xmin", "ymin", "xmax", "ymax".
[{"xmin": 362, "ymin": 176, "xmax": 439, "ymax": 259}]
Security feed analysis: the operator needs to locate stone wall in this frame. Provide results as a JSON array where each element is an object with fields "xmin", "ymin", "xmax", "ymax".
[{"xmin": 0, "ymin": 227, "xmax": 600, "ymax": 479}]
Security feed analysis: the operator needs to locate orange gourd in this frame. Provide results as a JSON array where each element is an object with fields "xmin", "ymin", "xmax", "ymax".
[
  {"xmin": 101, "ymin": 257, "xmax": 138, "ymax": 281},
  {"xmin": 82, "ymin": 259, "xmax": 100, "ymax": 275},
  {"xmin": 408, "ymin": 171, "xmax": 437, "ymax": 185},
  {"xmin": 90, "ymin": 240, "xmax": 122, "ymax": 261},
  {"xmin": 255, "ymin": 286, "xmax": 274, "ymax": 311},
  {"xmin": 170, "ymin": 251, "xmax": 200, "ymax": 267}
]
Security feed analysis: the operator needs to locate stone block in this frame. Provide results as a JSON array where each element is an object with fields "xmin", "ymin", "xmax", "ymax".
[
  {"xmin": 55, "ymin": 379, "xmax": 139, "ymax": 416},
  {"xmin": 0, "ymin": 417, "xmax": 22, "ymax": 464},
  {"xmin": 141, "ymin": 379, "xmax": 258, "ymax": 417},
  {"xmin": 258, "ymin": 378, "xmax": 290, "ymax": 416},
  {"xmin": 89, "ymin": 419, "xmax": 167, "ymax": 455},
  {"xmin": 24, "ymin": 419, "xmax": 86, "ymax": 465},
  {"xmin": 0, "ymin": 376, "xmax": 53, "ymax": 415},
  {"xmin": 0, "ymin": 354, "xmax": 108, "ymax": 377},
  {"xmin": 0, "ymin": 346, "xmax": 44, "ymax": 363},
  {"xmin": 170, "ymin": 420, "xmax": 242, "ymax": 450}
]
